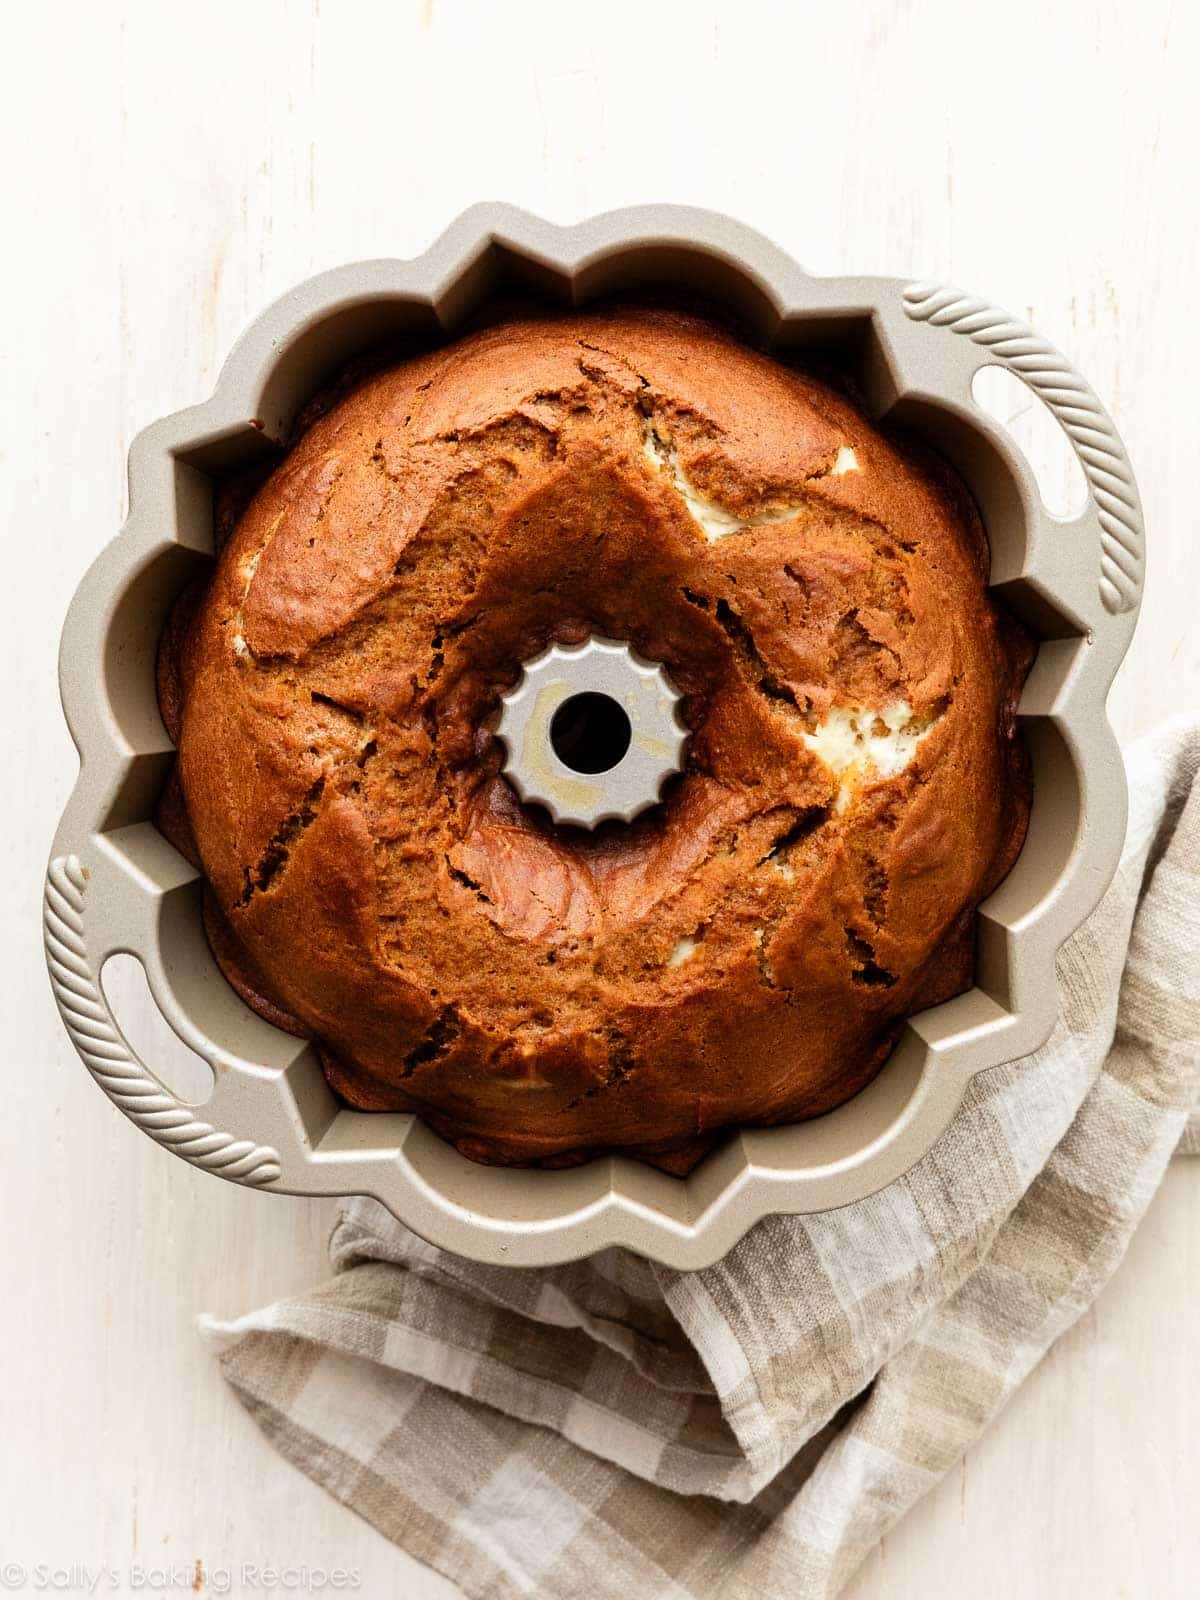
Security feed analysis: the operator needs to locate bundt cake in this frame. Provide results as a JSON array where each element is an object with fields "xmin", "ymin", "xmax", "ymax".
[{"xmin": 156, "ymin": 308, "xmax": 1033, "ymax": 1173}]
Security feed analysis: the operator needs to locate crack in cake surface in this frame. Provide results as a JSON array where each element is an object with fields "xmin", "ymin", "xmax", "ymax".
[
  {"xmin": 642, "ymin": 417, "xmax": 859, "ymax": 543},
  {"xmin": 802, "ymin": 701, "xmax": 945, "ymax": 811},
  {"xmin": 237, "ymin": 777, "xmax": 326, "ymax": 905}
]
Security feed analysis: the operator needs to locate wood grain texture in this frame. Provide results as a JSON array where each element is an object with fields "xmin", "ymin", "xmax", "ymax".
[{"xmin": 2, "ymin": 0, "xmax": 1195, "ymax": 1595}]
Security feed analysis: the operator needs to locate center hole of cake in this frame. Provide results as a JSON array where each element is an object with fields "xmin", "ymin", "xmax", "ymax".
[{"xmin": 549, "ymin": 692, "xmax": 632, "ymax": 774}]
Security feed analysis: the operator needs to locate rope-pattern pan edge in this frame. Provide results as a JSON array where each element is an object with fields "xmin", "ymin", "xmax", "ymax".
[
  {"xmin": 44, "ymin": 855, "xmax": 282, "ymax": 1186},
  {"xmin": 903, "ymin": 281, "xmax": 1144, "ymax": 615}
]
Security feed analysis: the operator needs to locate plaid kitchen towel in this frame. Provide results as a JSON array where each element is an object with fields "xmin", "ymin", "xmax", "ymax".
[{"xmin": 203, "ymin": 717, "xmax": 1200, "ymax": 1599}]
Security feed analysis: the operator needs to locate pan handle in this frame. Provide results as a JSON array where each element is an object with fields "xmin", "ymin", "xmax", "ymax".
[
  {"xmin": 43, "ymin": 853, "xmax": 282, "ymax": 1186},
  {"xmin": 902, "ymin": 281, "xmax": 1145, "ymax": 618}
]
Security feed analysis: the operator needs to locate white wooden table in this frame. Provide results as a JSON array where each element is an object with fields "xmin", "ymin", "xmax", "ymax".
[{"xmin": 3, "ymin": 2, "xmax": 1196, "ymax": 1594}]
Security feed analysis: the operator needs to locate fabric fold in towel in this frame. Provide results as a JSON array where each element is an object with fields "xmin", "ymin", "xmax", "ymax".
[{"xmin": 203, "ymin": 718, "xmax": 1200, "ymax": 1600}]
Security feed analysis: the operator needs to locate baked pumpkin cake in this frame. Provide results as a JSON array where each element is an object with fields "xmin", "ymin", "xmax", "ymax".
[{"xmin": 156, "ymin": 308, "xmax": 1033, "ymax": 1174}]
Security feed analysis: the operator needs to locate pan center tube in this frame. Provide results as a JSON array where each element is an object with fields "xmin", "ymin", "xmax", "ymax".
[{"xmin": 496, "ymin": 637, "xmax": 688, "ymax": 829}]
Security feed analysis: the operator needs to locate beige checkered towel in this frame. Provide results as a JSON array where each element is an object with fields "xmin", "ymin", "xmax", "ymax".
[{"xmin": 204, "ymin": 718, "xmax": 1200, "ymax": 1599}]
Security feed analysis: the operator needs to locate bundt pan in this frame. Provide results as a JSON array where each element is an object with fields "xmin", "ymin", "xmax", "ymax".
[{"xmin": 45, "ymin": 206, "xmax": 1144, "ymax": 1269}]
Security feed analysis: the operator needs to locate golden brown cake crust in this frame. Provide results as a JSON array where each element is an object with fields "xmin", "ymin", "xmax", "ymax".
[{"xmin": 164, "ymin": 309, "xmax": 1033, "ymax": 1171}]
